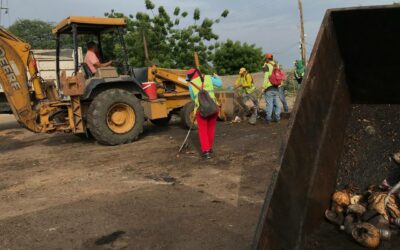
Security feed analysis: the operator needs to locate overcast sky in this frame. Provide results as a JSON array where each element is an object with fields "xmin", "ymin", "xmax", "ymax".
[{"xmin": 4, "ymin": 0, "xmax": 395, "ymax": 67}]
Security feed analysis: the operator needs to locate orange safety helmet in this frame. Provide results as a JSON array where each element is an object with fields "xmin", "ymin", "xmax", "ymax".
[{"xmin": 265, "ymin": 53, "xmax": 273, "ymax": 60}]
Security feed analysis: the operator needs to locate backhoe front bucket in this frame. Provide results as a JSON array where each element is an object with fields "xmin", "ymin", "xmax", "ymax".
[{"xmin": 255, "ymin": 5, "xmax": 400, "ymax": 250}]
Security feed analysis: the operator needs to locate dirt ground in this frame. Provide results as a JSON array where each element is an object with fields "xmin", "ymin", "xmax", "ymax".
[{"xmin": 0, "ymin": 102, "xmax": 291, "ymax": 250}]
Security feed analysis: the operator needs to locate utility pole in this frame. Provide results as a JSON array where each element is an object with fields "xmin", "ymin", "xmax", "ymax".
[
  {"xmin": 298, "ymin": 0, "xmax": 307, "ymax": 66},
  {"xmin": 142, "ymin": 30, "xmax": 150, "ymax": 65}
]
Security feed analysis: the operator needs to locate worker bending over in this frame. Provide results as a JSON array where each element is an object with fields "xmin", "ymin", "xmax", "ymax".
[
  {"xmin": 234, "ymin": 67, "xmax": 259, "ymax": 125},
  {"xmin": 187, "ymin": 68, "xmax": 222, "ymax": 159},
  {"xmin": 85, "ymin": 41, "xmax": 113, "ymax": 74}
]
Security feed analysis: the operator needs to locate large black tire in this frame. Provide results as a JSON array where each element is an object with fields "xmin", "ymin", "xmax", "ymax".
[
  {"xmin": 150, "ymin": 114, "xmax": 172, "ymax": 126},
  {"xmin": 180, "ymin": 101, "xmax": 197, "ymax": 129},
  {"xmin": 87, "ymin": 88, "xmax": 144, "ymax": 145}
]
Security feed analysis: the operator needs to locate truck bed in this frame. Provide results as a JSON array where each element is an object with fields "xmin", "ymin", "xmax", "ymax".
[{"xmin": 255, "ymin": 5, "xmax": 400, "ymax": 250}]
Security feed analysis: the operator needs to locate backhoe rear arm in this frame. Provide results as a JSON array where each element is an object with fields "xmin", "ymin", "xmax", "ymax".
[{"xmin": 0, "ymin": 26, "xmax": 46, "ymax": 132}]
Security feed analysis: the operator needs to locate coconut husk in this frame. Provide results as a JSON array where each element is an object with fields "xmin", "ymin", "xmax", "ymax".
[
  {"xmin": 352, "ymin": 222, "xmax": 380, "ymax": 248},
  {"xmin": 325, "ymin": 209, "xmax": 344, "ymax": 225},
  {"xmin": 343, "ymin": 214, "xmax": 356, "ymax": 235},
  {"xmin": 332, "ymin": 190, "xmax": 351, "ymax": 213},
  {"xmin": 347, "ymin": 204, "xmax": 366, "ymax": 215},
  {"xmin": 393, "ymin": 152, "xmax": 400, "ymax": 165},
  {"xmin": 368, "ymin": 192, "xmax": 400, "ymax": 220},
  {"xmin": 350, "ymin": 195, "xmax": 363, "ymax": 205}
]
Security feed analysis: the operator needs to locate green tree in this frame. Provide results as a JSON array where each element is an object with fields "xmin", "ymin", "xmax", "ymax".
[
  {"xmin": 8, "ymin": 19, "xmax": 56, "ymax": 49},
  {"xmin": 213, "ymin": 40, "xmax": 264, "ymax": 75},
  {"xmin": 105, "ymin": 1, "xmax": 229, "ymax": 72}
]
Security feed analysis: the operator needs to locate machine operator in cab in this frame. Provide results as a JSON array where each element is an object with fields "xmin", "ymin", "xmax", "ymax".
[{"xmin": 85, "ymin": 41, "xmax": 113, "ymax": 74}]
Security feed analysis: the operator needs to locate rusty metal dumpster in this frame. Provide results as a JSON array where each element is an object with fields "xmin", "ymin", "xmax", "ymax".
[{"xmin": 254, "ymin": 5, "xmax": 400, "ymax": 250}]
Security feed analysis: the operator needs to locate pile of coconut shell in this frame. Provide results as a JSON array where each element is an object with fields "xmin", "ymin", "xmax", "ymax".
[{"xmin": 325, "ymin": 178, "xmax": 400, "ymax": 249}]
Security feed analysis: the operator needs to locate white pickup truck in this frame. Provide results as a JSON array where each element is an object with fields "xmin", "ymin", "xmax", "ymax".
[{"xmin": 0, "ymin": 48, "xmax": 82, "ymax": 113}]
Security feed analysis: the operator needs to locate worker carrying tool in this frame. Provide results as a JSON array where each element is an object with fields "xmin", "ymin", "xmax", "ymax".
[
  {"xmin": 234, "ymin": 67, "xmax": 259, "ymax": 125},
  {"xmin": 187, "ymin": 68, "xmax": 222, "ymax": 159}
]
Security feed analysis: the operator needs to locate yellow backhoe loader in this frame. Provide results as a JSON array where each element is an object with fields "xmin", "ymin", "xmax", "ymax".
[{"xmin": 0, "ymin": 16, "xmax": 206, "ymax": 145}]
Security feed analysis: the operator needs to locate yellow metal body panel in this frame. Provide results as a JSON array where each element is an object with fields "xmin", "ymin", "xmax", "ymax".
[
  {"xmin": 70, "ymin": 96, "xmax": 85, "ymax": 133},
  {"xmin": 60, "ymin": 70, "xmax": 86, "ymax": 96},
  {"xmin": 53, "ymin": 16, "xmax": 126, "ymax": 34},
  {"xmin": 147, "ymin": 66, "xmax": 190, "ymax": 101},
  {"xmin": 165, "ymin": 98, "xmax": 191, "ymax": 111},
  {"xmin": 148, "ymin": 66, "xmax": 188, "ymax": 89},
  {"xmin": 142, "ymin": 99, "xmax": 168, "ymax": 120}
]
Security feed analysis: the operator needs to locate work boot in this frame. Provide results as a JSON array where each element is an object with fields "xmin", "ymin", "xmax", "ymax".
[
  {"xmin": 202, "ymin": 151, "xmax": 212, "ymax": 159},
  {"xmin": 248, "ymin": 114, "xmax": 257, "ymax": 125}
]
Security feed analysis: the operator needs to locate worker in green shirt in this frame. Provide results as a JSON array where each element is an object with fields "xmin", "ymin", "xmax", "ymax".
[
  {"xmin": 234, "ymin": 67, "xmax": 259, "ymax": 125},
  {"xmin": 295, "ymin": 59, "xmax": 305, "ymax": 84}
]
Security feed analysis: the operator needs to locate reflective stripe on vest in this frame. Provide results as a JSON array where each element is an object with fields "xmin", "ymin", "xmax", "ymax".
[{"xmin": 191, "ymin": 75, "xmax": 216, "ymax": 108}]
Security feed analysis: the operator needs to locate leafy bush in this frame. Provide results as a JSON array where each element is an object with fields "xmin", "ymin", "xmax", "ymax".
[{"xmin": 213, "ymin": 40, "xmax": 264, "ymax": 75}]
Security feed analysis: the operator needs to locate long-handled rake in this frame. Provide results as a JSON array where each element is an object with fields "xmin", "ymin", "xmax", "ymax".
[{"xmin": 178, "ymin": 115, "xmax": 197, "ymax": 154}]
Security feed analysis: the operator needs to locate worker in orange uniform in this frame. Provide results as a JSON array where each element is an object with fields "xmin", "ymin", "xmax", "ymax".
[{"xmin": 187, "ymin": 68, "xmax": 222, "ymax": 159}]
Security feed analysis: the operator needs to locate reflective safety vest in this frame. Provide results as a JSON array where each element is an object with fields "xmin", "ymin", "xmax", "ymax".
[
  {"xmin": 191, "ymin": 75, "xmax": 217, "ymax": 109},
  {"xmin": 263, "ymin": 61, "xmax": 276, "ymax": 89},
  {"xmin": 237, "ymin": 73, "xmax": 256, "ymax": 94}
]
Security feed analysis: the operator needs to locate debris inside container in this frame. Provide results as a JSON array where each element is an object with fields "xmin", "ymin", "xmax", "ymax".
[
  {"xmin": 323, "ymin": 104, "xmax": 400, "ymax": 249},
  {"xmin": 325, "ymin": 180, "xmax": 400, "ymax": 248},
  {"xmin": 303, "ymin": 105, "xmax": 400, "ymax": 250}
]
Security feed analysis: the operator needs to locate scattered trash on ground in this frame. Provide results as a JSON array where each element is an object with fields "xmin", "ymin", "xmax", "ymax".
[{"xmin": 232, "ymin": 116, "xmax": 242, "ymax": 123}]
